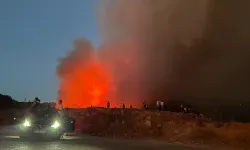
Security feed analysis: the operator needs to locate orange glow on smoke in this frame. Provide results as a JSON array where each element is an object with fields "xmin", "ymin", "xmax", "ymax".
[
  {"xmin": 56, "ymin": 40, "xmax": 143, "ymax": 108},
  {"xmin": 57, "ymin": 62, "xmax": 110, "ymax": 108}
]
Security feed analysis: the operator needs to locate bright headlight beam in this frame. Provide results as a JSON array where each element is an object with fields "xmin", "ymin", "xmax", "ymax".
[
  {"xmin": 23, "ymin": 120, "xmax": 31, "ymax": 127},
  {"xmin": 51, "ymin": 121, "xmax": 60, "ymax": 128}
]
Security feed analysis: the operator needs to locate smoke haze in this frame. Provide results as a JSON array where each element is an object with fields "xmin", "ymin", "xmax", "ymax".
[{"xmin": 57, "ymin": 0, "xmax": 250, "ymax": 108}]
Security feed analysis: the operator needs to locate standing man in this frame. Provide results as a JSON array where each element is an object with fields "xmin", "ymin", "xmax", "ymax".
[
  {"xmin": 107, "ymin": 101, "xmax": 110, "ymax": 108},
  {"xmin": 160, "ymin": 101, "xmax": 164, "ymax": 111},
  {"xmin": 26, "ymin": 97, "xmax": 41, "ymax": 115},
  {"xmin": 58, "ymin": 100, "xmax": 64, "ymax": 116},
  {"xmin": 143, "ymin": 100, "xmax": 147, "ymax": 110},
  {"xmin": 156, "ymin": 101, "xmax": 160, "ymax": 111}
]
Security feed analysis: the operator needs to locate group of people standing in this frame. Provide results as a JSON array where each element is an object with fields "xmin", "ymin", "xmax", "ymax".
[
  {"xmin": 106, "ymin": 101, "xmax": 134, "ymax": 109},
  {"xmin": 106, "ymin": 100, "xmax": 166, "ymax": 111},
  {"xmin": 156, "ymin": 101, "xmax": 164, "ymax": 111}
]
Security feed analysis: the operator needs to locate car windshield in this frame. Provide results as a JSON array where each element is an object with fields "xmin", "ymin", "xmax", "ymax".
[{"xmin": 30, "ymin": 104, "xmax": 58, "ymax": 118}]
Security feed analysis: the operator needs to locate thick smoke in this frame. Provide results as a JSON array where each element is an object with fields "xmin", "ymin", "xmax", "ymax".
[
  {"xmin": 57, "ymin": 39, "xmax": 110, "ymax": 107},
  {"xmin": 57, "ymin": 0, "xmax": 250, "ymax": 109},
  {"xmin": 98, "ymin": 0, "xmax": 211, "ymax": 105}
]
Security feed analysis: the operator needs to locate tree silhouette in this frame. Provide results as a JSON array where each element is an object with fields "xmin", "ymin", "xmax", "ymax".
[{"xmin": 0, "ymin": 93, "xmax": 19, "ymax": 109}]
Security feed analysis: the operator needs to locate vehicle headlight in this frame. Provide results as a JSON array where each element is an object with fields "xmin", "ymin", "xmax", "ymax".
[
  {"xmin": 51, "ymin": 121, "xmax": 60, "ymax": 129},
  {"xmin": 23, "ymin": 120, "xmax": 31, "ymax": 127}
]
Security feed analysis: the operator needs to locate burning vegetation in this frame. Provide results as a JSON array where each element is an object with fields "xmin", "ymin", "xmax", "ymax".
[
  {"xmin": 56, "ymin": 38, "xmax": 142, "ymax": 108},
  {"xmin": 57, "ymin": 0, "xmax": 250, "ymax": 110},
  {"xmin": 56, "ymin": 39, "xmax": 110, "ymax": 108}
]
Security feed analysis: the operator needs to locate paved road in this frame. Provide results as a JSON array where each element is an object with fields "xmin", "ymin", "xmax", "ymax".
[{"xmin": 0, "ymin": 135, "xmax": 213, "ymax": 150}]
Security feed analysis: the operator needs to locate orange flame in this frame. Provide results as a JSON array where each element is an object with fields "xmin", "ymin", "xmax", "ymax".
[{"xmin": 57, "ymin": 62, "xmax": 110, "ymax": 108}]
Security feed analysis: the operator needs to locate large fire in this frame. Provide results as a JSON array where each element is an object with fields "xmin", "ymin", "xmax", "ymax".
[
  {"xmin": 57, "ymin": 0, "xmax": 244, "ymax": 109},
  {"xmin": 56, "ymin": 39, "xmax": 141, "ymax": 108},
  {"xmin": 57, "ymin": 62, "xmax": 110, "ymax": 108},
  {"xmin": 57, "ymin": 39, "xmax": 110, "ymax": 108}
]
